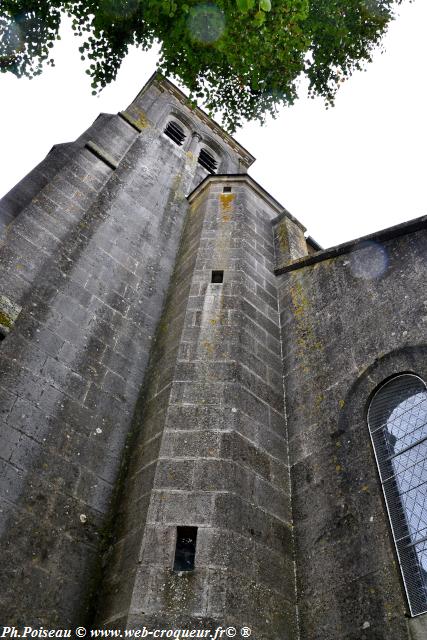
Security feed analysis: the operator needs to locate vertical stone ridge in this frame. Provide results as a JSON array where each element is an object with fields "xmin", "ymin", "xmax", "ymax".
[
  {"xmin": 96, "ymin": 177, "xmax": 297, "ymax": 639},
  {"xmin": 94, "ymin": 162, "xmax": 207, "ymax": 628},
  {"xmin": 0, "ymin": 84, "xmax": 212, "ymax": 626},
  {"xmin": 272, "ymin": 212, "xmax": 308, "ymax": 270},
  {"xmin": 272, "ymin": 218, "xmax": 301, "ymax": 640}
]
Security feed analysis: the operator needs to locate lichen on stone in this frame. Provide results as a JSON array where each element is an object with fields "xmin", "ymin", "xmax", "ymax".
[{"xmin": 0, "ymin": 295, "xmax": 22, "ymax": 335}]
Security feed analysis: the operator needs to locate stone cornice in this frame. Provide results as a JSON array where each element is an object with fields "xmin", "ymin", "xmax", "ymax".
[
  {"xmin": 275, "ymin": 214, "xmax": 427, "ymax": 275},
  {"xmin": 187, "ymin": 174, "xmax": 306, "ymax": 231}
]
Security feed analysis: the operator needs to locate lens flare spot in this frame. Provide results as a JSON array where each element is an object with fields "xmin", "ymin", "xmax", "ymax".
[
  {"xmin": 187, "ymin": 4, "xmax": 225, "ymax": 44},
  {"xmin": 1, "ymin": 20, "xmax": 23, "ymax": 58},
  {"xmin": 349, "ymin": 241, "xmax": 389, "ymax": 280}
]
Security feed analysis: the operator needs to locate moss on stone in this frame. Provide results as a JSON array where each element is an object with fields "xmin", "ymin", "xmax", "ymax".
[
  {"xmin": 0, "ymin": 310, "xmax": 13, "ymax": 329},
  {"xmin": 277, "ymin": 221, "xmax": 289, "ymax": 253}
]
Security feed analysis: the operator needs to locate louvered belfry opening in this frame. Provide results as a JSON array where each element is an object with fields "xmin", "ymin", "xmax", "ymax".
[
  {"xmin": 164, "ymin": 120, "xmax": 186, "ymax": 146},
  {"xmin": 368, "ymin": 374, "xmax": 427, "ymax": 616},
  {"xmin": 198, "ymin": 148, "xmax": 217, "ymax": 173}
]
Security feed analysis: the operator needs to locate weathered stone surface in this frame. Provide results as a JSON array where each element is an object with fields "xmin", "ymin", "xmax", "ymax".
[
  {"xmin": 0, "ymin": 72, "xmax": 425, "ymax": 640},
  {"xmin": 0, "ymin": 75, "xmax": 254, "ymax": 627},
  {"xmin": 279, "ymin": 225, "xmax": 427, "ymax": 640}
]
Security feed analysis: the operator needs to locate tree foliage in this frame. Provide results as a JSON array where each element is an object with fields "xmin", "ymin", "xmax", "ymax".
[{"xmin": 0, "ymin": 0, "xmax": 405, "ymax": 131}]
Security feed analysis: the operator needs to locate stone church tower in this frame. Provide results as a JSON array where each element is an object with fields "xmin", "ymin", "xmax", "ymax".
[{"xmin": 0, "ymin": 74, "xmax": 426, "ymax": 640}]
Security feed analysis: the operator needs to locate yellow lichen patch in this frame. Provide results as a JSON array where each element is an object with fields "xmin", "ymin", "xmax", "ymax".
[
  {"xmin": 0, "ymin": 310, "xmax": 12, "ymax": 329},
  {"xmin": 222, "ymin": 214, "xmax": 231, "ymax": 223},
  {"xmin": 290, "ymin": 281, "xmax": 307, "ymax": 318},
  {"xmin": 335, "ymin": 464, "xmax": 342, "ymax": 472},
  {"xmin": 315, "ymin": 394, "xmax": 324, "ymax": 406},
  {"xmin": 189, "ymin": 200, "xmax": 200, "ymax": 216},
  {"xmin": 202, "ymin": 340, "xmax": 214, "ymax": 354},
  {"xmin": 339, "ymin": 399, "xmax": 345, "ymax": 409},
  {"xmin": 290, "ymin": 276, "xmax": 323, "ymax": 365},
  {"xmin": 134, "ymin": 109, "xmax": 149, "ymax": 129},
  {"xmin": 277, "ymin": 221, "xmax": 289, "ymax": 252},
  {"xmin": 219, "ymin": 193, "xmax": 235, "ymax": 215},
  {"xmin": 360, "ymin": 484, "xmax": 370, "ymax": 492}
]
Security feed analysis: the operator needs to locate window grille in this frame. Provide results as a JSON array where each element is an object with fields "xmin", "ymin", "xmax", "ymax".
[
  {"xmin": 198, "ymin": 148, "xmax": 217, "ymax": 173},
  {"xmin": 368, "ymin": 374, "xmax": 427, "ymax": 615},
  {"xmin": 164, "ymin": 121, "xmax": 186, "ymax": 146}
]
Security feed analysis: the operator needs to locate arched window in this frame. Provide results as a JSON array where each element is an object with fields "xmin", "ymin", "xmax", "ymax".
[
  {"xmin": 368, "ymin": 374, "xmax": 427, "ymax": 615},
  {"xmin": 198, "ymin": 148, "xmax": 218, "ymax": 173},
  {"xmin": 164, "ymin": 120, "xmax": 186, "ymax": 146}
]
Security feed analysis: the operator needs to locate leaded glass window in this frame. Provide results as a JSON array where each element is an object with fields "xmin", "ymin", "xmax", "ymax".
[{"xmin": 368, "ymin": 374, "xmax": 427, "ymax": 615}]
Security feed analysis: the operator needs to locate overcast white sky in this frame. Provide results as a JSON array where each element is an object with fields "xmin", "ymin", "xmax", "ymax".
[{"xmin": 0, "ymin": 0, "xmax": 426, "ymax": 248}]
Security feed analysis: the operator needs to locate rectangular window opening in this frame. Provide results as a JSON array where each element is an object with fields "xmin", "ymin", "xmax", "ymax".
[
  {"xmin": 223, "ymin": 186, "xmax": 232, "ymax": 193},
  {"xmin": 173, "ymin": 526, "xmax": 198, "ymax": 572},
  {"xmin": 211, "ymin": 270, "xmax": 224, "ymax": 284}
]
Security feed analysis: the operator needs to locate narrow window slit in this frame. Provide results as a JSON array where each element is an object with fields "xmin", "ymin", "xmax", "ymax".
[
  {"xmin": 173, "ymin": 526, "xmax": 197, "ymax": 572},
  {"xmin": 164, "ymin": 121, "xmax": 186, "ymax": 146},
  {"xmin": 223, "ymin": 186, "xmax": 232, "ymax": 193},
  {"xmin": 211, "ymin": 270, "xmax": 224, "ymax": 284}
]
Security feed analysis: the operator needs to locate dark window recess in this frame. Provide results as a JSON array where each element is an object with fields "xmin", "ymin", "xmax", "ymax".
[
  {"xmin": 198, "ymin": 149, "xmax": 218, "ymax": 173},
  {"xmin": 223, "ymin": 186, "xmax": 232, "ymax": 193},
  {"xmin": 211, "ymin": 270, "xmax": 224, "ymax": 284},
  {"xmin": 0, "ymin": 330, "xmax": 6, "ymax": 342},
  {"xmin": 164, "ymin": 121, "xmax": 186, "ymax": 146},
  {"xmin": 173, "ymin": 526, "xmax": 198, "ymax": 572}
]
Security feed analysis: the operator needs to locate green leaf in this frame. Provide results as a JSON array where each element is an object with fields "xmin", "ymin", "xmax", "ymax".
[
  {"xmin": 253, "ymin": 10, "xmax": 266, "ymax": 26},
  {"xmin": 0, "ymin": 0, "xmax": 399, "ymax": 132},
  {"xmin": 236, "ymin": 0, "xmax": 251, "ymax": 12}
]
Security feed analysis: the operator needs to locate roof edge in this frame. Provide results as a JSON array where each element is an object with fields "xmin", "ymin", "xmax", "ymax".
[
  {"xmin": 133, "ymin": 72, "xmax": 256, "ymax": 168},
  {"xmin": 187, "ymin": 174, "xmax": 307, "ymax": 231},
  {"xmin": 275, "ymin": 214, "xmax": 427, "ymax": 275}
]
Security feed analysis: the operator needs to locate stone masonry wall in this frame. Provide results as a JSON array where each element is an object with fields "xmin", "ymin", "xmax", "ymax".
[
  {"xmin": 278, "ymin": 227, "xmax": 427, "ymax": 640},
  {"xmin": 96, "ymin": 176, "xmax": 296, "ymax": 639},
  {"xmin": 95, "ymin": 171, "xmax": 209, "ymax": 628},
  {"xmin": 0, "ymin": 80, "xmax": 232, "ymax": 626}
]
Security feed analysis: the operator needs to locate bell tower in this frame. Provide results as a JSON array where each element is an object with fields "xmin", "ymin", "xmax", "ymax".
[{"xmin": 0, "ymin": 74, "xmax": 296, "ymax": 638}]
